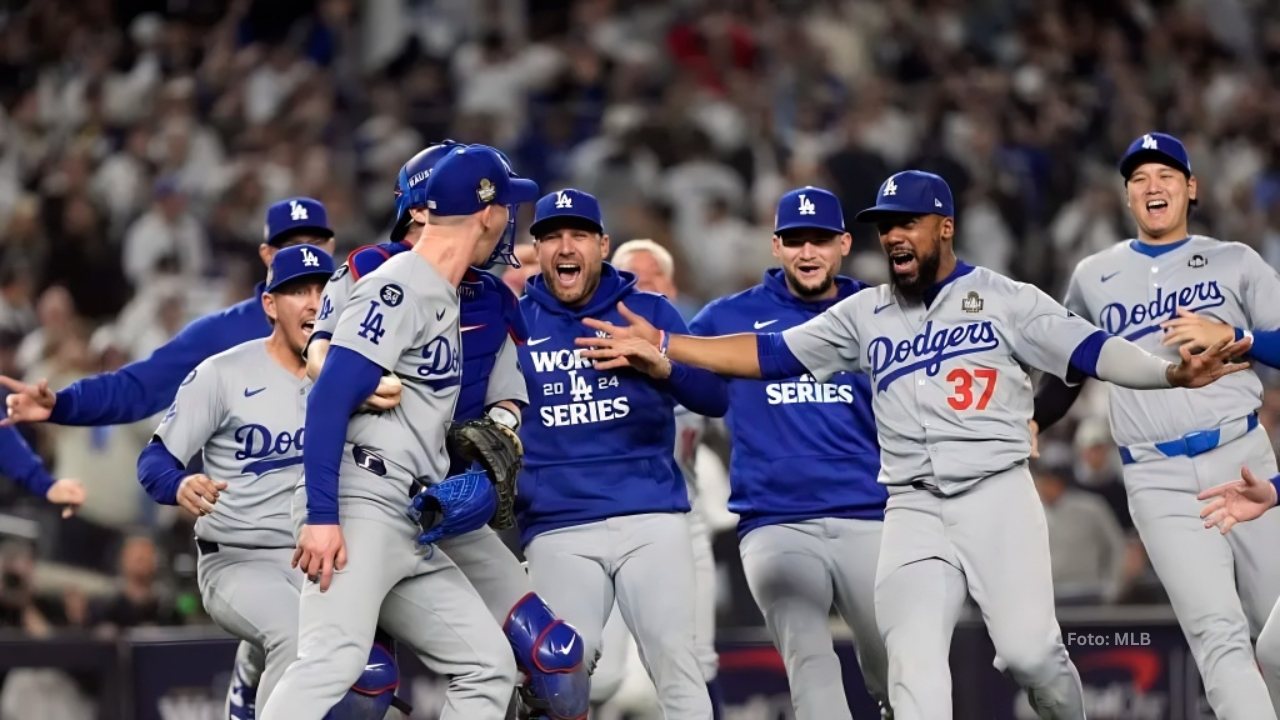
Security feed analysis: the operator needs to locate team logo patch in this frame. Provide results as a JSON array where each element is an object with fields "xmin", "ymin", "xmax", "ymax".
[
  {"xmin": 1188, "ymin": 254, "xmax": 1207, "ymax": 268},
  {"xmin": 961, "ymin": 291, "xmax": 984, "ymax": 314},
  {"xmin": 477, "ymin": 178, "xmax": 496, "ymax": 203},
  {"xmin": 380, "ymin": 284, "xmax": 404, "ymax": 307}
]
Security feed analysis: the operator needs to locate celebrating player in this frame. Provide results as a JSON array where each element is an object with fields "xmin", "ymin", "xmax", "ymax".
[
  {"xmin": 598, "ymin": 238, "xmax": 725, "ymax": 718},
  {"xmin": 304, "ymin": 142, "xmax": 589, "ymax": 719},
  {"xmin": 1034, "ymin": 132, "xmax": 1280, "ymax": 719},
  {"xmin": 517, "ymin": 189, "xmax": 727, "ymax": 718},
  {"xmin": 135, "ymin": 245, "xmax": 335, "ymax": 712},
  {"xmin": 575, "ymin": 170, "xmax": 1252, "ymax": 720},
  {"xmin": 260, "ymin": 145, "xmax": 544, "ymax": 719},
  {"xmin": 686, "ymin": 188, "xmax": 891, "ymax": 719}
]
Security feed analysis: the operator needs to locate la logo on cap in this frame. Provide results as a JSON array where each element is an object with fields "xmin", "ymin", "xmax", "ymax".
[
  {"xmin": 289, "ymin": 200, "xmax": 309, "ymax": 220},
  {"xmin": 797, "ymin": 193, "xmax": 816, "ymax": 215},
  {"xmin": 883, "ymin": 178, "xmax": 898, "ymax": 196},
  {"xmin": 555, "ymin": 191, "xmax": 573, "ymax": 209},
  {"xmin": 1141, "ymin": 134, "xmax": 1159, "ymax": 150}
]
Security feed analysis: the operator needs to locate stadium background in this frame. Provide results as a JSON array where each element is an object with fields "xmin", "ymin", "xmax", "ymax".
[{"xmin": 1, "ymin": 0, "xmax": 1279, "ymax": 717}]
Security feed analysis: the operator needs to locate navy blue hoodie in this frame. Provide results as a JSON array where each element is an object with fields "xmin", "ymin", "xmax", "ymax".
[
  {"xmin": 690, "ymin": 269, "xmax": 886, "ymax": 537},
  {"xmin": 516, "ymin": 263, "xmax": 728, "ymax": 545}
]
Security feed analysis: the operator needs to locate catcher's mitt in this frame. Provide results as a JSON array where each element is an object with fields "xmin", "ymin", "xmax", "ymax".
[{"xmin": 446, "ymin": 417, "xmax": 522, "ymax": 530}]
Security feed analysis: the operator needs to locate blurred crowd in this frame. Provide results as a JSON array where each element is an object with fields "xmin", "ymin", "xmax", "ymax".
[{"xmin": 1, "ymin": 0, "xmax": 1280, "ymax": 657}]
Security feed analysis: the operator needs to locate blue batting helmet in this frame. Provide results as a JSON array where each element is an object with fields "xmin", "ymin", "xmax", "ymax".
[{"xmin": 391, "ymin": 140, "xmax": 463, "ymax": 241}]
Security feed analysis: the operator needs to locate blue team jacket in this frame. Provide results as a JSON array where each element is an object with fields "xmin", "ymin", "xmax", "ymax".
[
  {"xmin": 690, "ymin": 268, "xmax": 887, "ymax": 536},
  {"xmin": 516, "ymin": 264, "xmax": 728, "ymax": 545},
  {"xmin": 51, "ymin": 248, "xmax": 516, "ymax": 429}
]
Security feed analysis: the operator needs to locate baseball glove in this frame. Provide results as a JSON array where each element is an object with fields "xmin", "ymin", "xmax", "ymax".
[
  {"xmin": 446, "ymin": 418, "xmax": 522, "ymax": 530},
  {"xmin": 408, "ymin": 470, "xmax": 497, "ymax": 546}
]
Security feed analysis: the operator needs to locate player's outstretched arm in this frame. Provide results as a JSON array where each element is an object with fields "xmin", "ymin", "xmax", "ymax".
[
  {"xmin": 1162, "ymin": 307, "xmax": 1280, "ymax": 370},
  {"xmin": 1087, "ymin": 334, "xmax": 1252, "ymax": 389},
  {"xmin": 577, "ymin": 301, "xmax": 763, "ymax": 378},
  {"xmin": 1198, "ymin": 467, "xmax": 1280, "ymax": 534},
  {"xmin": 0, "ymin": 426, "xmax": 83, "ymax": 517}
]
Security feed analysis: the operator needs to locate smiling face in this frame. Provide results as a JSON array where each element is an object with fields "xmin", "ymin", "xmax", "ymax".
[
  {"xmin": 874, "ymin": 213, "xmax": 953, "ymax": 299},
  {"xmin": 1125, "ymin": 161, "xmax": 1196, "ymax": 243},
  {"xmin": 535, "ymin": 224, "xmax": 610, "ymax": 307},
  {"xmin": 263, "ymin": 278, "xmax": 325, "ymax": 355},
  {"xmin": 772, "ymin": 229, "xmax": 851, "ymax": 300}
]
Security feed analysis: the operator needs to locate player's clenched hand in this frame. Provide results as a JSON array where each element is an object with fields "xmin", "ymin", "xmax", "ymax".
[
  {"xmin": 293, "ymin": 524, "xmax": 347, "ymax": 592},
  {"xmin": 1160, "ymin": 307, "xmax": 1234, "ymax": 352},
  {"xmin": 0, "ymin": 376, "xmax": 55, "ymax": 425},
  {"xmin": 45, "ymin": 478, "xmax": 86, "ymax": 519},
  {"xmin": 177, "ymin": 474, "xmax": 228, "ymax": 517},
  {"xmin": 361, "ymin": 374, "xmax": 403, "ymax": 412},
  {"xmin": 1198, "ymin": 466, "xmax": 1278, "ymax": 534},
  {"xmin": 1166, "ymin": 335, "xmax": 1252, "ymax": 388},
  {"xmin": 581, "ymin": 302, "xmax": 662, "ymax": 345}
]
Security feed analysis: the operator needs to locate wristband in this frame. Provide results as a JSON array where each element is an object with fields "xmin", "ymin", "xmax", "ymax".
[{"xmin": 487, "ymin": 404, "xmax": 520, "ymax": 431}]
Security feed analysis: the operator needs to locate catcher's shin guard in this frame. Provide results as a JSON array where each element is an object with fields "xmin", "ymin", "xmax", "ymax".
[
  {"xmin": 323, "ymin": 641, "xmax": 413, "ymax": 720},
  {"xmin": 505, "ymin": 593, "xmax": 590, "ymax": 720}
]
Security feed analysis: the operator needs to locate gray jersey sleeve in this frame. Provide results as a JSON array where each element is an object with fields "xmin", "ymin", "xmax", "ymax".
[
  {"xmin": 484, "ymin": 335, "xmax": 529, "ymax": 406},
  {"xmin": 780, "ymin": 295, "xmax": 864, "ymax": 382},
  {"xmin": 1005, "ymin": 283, "xmax": 1100, "ymax": 379},
  {"xmin": 331, "ymin": 276, "xmax": 426, "ymax": 371},
  {"xmin": 1240, "ymin": 246, "xmax": 1280, "ymax": 329},
  {"xmin": 154, "ymin": 362, "xmax": 227, "ymax": 462},
  {"xmin": 311, "ymin": 265, "xmax": 354, "ymax": 344}
]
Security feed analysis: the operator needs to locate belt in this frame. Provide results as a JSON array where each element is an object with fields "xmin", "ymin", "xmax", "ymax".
[
  {"xmin": 1119, "ymin": 413, "xmax": 1258, "ymax": 465},
  {"xmin": 353, "ymin": 445, "xmax": 427, "ymax": 498},
  {"xmin": 195, "ymin": 539, "xmax": 294, "ymax": 554},
  {"xmin": 196, "ymin": 538, "xmax": 218, "ymax": 555}
]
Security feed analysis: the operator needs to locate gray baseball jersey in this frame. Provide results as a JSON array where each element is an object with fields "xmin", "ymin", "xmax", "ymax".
[
  {"xmin": 1065, "ymin": 235, "xmax": 1280, "ymax": 446},
  {"xmin": 310, "ymin": 263, "xmax": 352, "ymax": 350},
  {"xmin": 329, "ymin": 251, "xmax": 460, "ymax": 497},
  {"xmin": 155, "ymin": 339, "xmax": 309, "ymax": 548},
  {"xmin": 783, "ymin": 265, "xmax": 1097, "ymax": 494}
]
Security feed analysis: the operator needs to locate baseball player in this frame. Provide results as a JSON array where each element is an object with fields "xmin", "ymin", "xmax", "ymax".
[
  {"xmin": 303, "ymin": 142, "xmax": 589, "ymax": 719},
  {"xmin": 576, "ymin": 169, "xmax": 1252, "ymax": 720},
  {"xmin": 259, "ymin": 145, "xmax": 546, "ymax": 720},
  {"xmin": 684, "ymin": 187, "xmax": 891, "ymax": 719},
  {"xmin": 1033, "ymin": 132, "xmax": 1280, "ymax": 719},
  {"xmin": 135, "ymin": 245, "xmax": 335, "ymax": 712},
  {"xmin": 597, "ymin": 238, "xmax": 724, "ymax": 718},
  {"xmin": 0, "ymin": 196, "xmax": 398, "ymax": 720},
  {"xmin": 0, "ymin": 428, "xmax": 85, "ymax": 517},
  {"xmin": 517, "ymin": 188, "xmax": 727, "ymax": 718}
]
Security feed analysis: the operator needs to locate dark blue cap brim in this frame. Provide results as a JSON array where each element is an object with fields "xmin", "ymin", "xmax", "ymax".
[
  {"xmin": 775, "ymin": 221, "xmax": 845, "ymax": 235},
  {"xmin": 854, "ymin": 203, "xmax": 940, "ymax": 222},
  {"xmin": 1120, "ymin": 150, "xmax": 1191, "ymax": 180},
  {"xmin": 500, "ymin": 178, "xmax": 541, "ymax": 206},
  {"xmin": 530, "ymin": 213, "xmax": 604, "ymax": 238},
  {"xmin": 267, "ymin": 268, "xmax": 333, "ymax": 293},
  {"xmin": 268, "ymin": 226, "xmax": 336, "ymax": 245}
]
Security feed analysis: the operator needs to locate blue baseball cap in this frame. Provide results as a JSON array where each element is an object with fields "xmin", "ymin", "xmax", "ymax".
[
  {"xmin": 529, "ymin": 189, "xmax": 605, "ymax": 237},
  {"xmin": 854, "ymin": 170, "xmax": 955, "ymax": 222},
  {"xmin": 423, "ymin": 144, "xmax": 540, "ymax": 217},
  {"xmin": 264, "ymin": 197, "xmax": 334, "ymax": 245},
  {"xmin": 266, "ymin": 244, "xmax": 335, "ymax": 292},
  {"xmin": 1119, "ymin": 132, "xmax": 1192, "ymax": 180},
  {"xmin": 774, "ymin": 186, "xmax": 845, "ymax": 235}
]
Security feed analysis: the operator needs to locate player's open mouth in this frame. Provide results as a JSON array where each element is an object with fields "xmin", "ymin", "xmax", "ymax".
[
  {"xmin": 302, "ymin": 320, "xmax": 315, "ymax": 335},
  {"xmin": 795, "ymin": 262, "xmax": 823, "ymax": 280},
  {"xmin": 554, "ymin": 263, "xmax": 582, "ymax": 288},
  {"xmin": 1145, "ymin": 199, "xmax": 1168, "ymax": 218},
  {"xmin": 889, "ymin": 248, "xmax": 917, "ymax": 275}
]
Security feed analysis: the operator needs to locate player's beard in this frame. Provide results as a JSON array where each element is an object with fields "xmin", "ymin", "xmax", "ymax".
[
  {"xmin": 887, "ymin": 244, "xmax": 941, "ymax": 301},
  {"xmin": 783, "ymin": 263, "xmax": 837, "ymax": 300}
]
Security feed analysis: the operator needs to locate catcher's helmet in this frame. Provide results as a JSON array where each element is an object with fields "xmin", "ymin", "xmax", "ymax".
[{"xmin": 392, "ymin": 141, "xmax": 463, "ymax": 241}]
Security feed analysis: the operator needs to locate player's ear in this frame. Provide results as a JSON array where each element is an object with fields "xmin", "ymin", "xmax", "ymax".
[
  {"xmin": 261, "ymin": 292, "xmax": 278, "ymax": 324},
  {"xmin": 838, "ymin": 232, "xmax": 852, "ymax": 257},
  {"xmin": 939, "ymin": 216, "xmax": 955, "ymax": 242},
  {"xmin": 258, "ymin": 243, "xmax": 273, "ymax": 269},
  {"xmin": 771, "ymin": 235, "xmax": 782, "ymax": 261},
  {"xmin": 599, "ymin": 233, "xmax": 611, "ymax": 258},
  {"xmin": 409, "ymin": 207, "xmax": 429, "ymax": 227},
  {"xmin": 1187, "ymin": 175, "xmax": 1198, "ymax": 204}
]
